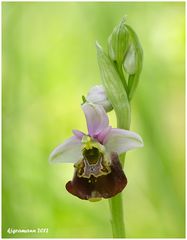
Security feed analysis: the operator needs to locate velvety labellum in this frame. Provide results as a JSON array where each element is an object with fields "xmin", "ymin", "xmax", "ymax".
[{"xmin": 66, "ymin": 152, "xmax": 127, "ymax": 200}]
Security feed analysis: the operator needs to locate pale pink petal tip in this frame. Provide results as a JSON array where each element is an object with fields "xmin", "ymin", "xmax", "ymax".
[{"xmin": 82, "ymin": 103, "xmax": 109, "ymax": 137}]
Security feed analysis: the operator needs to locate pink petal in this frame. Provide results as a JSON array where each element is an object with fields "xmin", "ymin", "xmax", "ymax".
[
  {"xmin": 97, "ymin": 126, "xmax": 112, "ymax": 143},
  {"xmin": 104, "ymin": 128, "xmax": 143, "ymax": 155},
  {"xmin": 82, "ymin": 103, "xmax": 109, "ymax": 137},
  {"xmin": 49, "ymin": 136, "xmax": 82, "ymax": 163}
]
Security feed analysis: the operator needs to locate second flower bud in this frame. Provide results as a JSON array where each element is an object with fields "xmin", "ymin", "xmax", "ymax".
[{"xmin": 86, "ymin": 85, "xmax": 113, "ymax": 112}]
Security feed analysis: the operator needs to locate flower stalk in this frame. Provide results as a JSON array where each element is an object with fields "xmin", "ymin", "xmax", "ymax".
[
  {"xmin": 109, "ymin": 192, "xmax": 126, "ymax": 238},
  {"xmin": 96, "ymin": 17, "xmax": 143, "ymax": 238},
  {"xmin": 96, "ymin": 43, "xmax": 130, "ymax": 238}
]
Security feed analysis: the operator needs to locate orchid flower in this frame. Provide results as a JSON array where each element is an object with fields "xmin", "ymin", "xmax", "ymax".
[{"xmin": 49, "ymin": 103, "xmax": 143, "ymax": 201}]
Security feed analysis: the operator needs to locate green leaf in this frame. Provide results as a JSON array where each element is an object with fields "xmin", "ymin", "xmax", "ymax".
[{"xmin": 96, "ymin": 42, "xmax": 131, "ymax": 130}]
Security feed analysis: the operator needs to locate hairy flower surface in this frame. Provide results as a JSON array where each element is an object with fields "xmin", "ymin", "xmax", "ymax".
[{"xmin": 49, "ymin": 103, "xmax": 143, "ymax": 200}]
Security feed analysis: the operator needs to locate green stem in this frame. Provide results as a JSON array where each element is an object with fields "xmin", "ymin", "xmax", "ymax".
[
  {"xmin": 109, "ymin": 117, "xmax": 130, "ymax": 238},
  {"xmin": 109, "ymin": 192, "xmax": 126, "ymax": 238},
  {"xmin": 108, "ymin": 154, "xmax": 128, "ymax": 238}
]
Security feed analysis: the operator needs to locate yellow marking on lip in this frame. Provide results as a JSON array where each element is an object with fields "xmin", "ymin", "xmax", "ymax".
[
  {"xmin": 81, "ymin": 135, "xmax": 92, "ymax": 150},
  {"xmin": 89, "ymin": 197, "xmax": 102, "ymax": 202},
  {"xmin": 88, "ymin": 191, "xmax": 102, "ymax": 202},
  {"xmin": 81, "ymin": 135, "xmax": 105, "ymax": 154}
]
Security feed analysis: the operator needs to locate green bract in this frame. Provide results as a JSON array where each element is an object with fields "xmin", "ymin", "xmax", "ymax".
[{"xmin": 96, "ymin": 42, "xmax": 131, "ymax": 130}]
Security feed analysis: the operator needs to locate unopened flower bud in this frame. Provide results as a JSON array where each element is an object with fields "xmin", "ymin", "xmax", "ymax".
[
  {"xmin": 86, "ymin": 85, "xmax": 113, "ymax": 112},
  {"xmin": 107, "ymin": 18, "xmax": 143, "ymax": 101},
  {"xmin": 108, "ymin": 17, "xmax": 130, "ymax": 66},
  {"xmin": 123, "ymin": 44, "xmax": 137, "ymax": 75}
]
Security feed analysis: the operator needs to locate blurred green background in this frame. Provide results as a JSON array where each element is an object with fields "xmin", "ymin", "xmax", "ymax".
[{"xmin": 2, "ymin": 2, "xmax": 185, "ymax": 238}]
